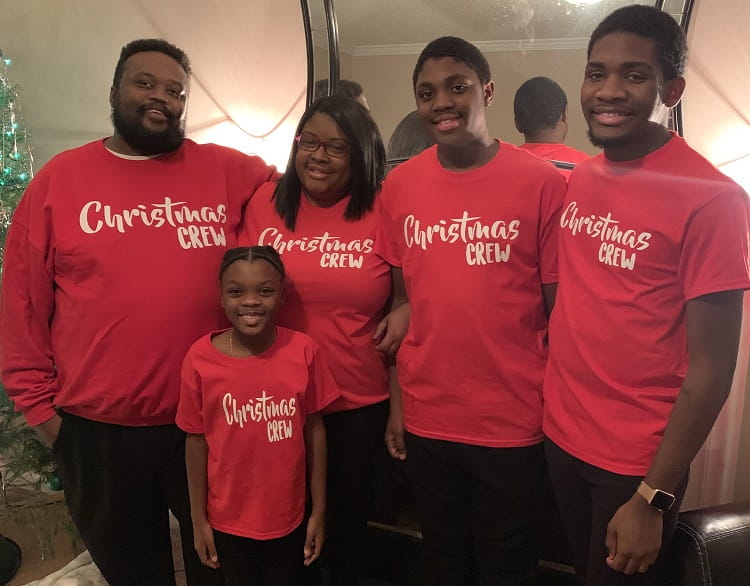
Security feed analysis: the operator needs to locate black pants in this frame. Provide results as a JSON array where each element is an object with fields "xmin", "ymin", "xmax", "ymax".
[
  {"xmin": 545, "ymin": 440, "xmax": 688, "ymax": 586},
  {"xmin": 405, "ymin": 432, "xmax": 544, "ymax": 586},
  {"xmin": 52, "ymin": 412, "xmax": 223, "ymax": 586},
  {"xmin": 213, "ymin": 523, "xmax": 305, "ymax": 586},
  {"xmin": 300, "ymin": 400, "xmax": 389, "ymax": 586}
]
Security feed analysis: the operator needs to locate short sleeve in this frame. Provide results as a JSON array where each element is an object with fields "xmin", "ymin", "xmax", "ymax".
[
  {"xmin": 538, "ymin": 173, "xmax": 567, "ymax": 284},
  {"xmin": 304, "ymin": 344, "xmax": 341, "ymax": 414},
  {"xmin": 374, "ymin": 185, "xmax": 402, "ymax": 267},
  {"xmin": 176, "ymin": 348, "xmax": 206, "ymax": 434},
  {"xmin": 680, "ymin": 189, "xmax": 750, "ymax": 300}
]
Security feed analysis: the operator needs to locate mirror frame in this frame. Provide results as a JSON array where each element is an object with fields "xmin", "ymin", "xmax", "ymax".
[{"xmin": 303, "ymin": 0, "xmax": 697, "ymax": 166}]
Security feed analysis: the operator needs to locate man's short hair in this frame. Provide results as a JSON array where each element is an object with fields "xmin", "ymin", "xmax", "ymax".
[
  {"xmin": 514, "ymin": 77, "xmax": 567, "ymax": 135},
  {"xmin": 588, "ymin": 5, "xmax": 687, "ymax": 80},
  {"xmin": 413, "ymin": 36, "xmax": 491, "ymax": 89},
  {"xmin": 313, "ymin": 78, "xmax": 364, "ymax": 101},
  {"xmin": 112, "ymin": 39, "xmax": 191, "ymax": 88}
]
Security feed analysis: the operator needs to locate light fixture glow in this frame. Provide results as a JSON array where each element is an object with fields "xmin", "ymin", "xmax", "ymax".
[{"xmin": 189, "ymin": 119, "xmax": 296, "ymax": 170}]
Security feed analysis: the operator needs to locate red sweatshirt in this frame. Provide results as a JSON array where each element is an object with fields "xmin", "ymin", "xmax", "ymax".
[{"xmin": 0, "ymin": 139, "xmax": 275, "ymax": 426}]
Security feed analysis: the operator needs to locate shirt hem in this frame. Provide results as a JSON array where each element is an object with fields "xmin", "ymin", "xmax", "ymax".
[
  {"xmin": 209, "ymin": 513, "xmax": 304, "ymax": 541},
  {"xmin": 405, "ymin": 423, "xmax": 543, "ymax": 448},
  {"xmin": 544, "ymin": 429, "xmax": 650, "ymax": 477},
  {"xmin": 323, "ymin": 392, "xmax": 389, "ymax": 414},
  {"xmin": 684, "ymin": 279, "xmax": 750, "ymax": 300},
  {"xmin": 60, "ymin": 405, "xmax": 177, "ymax": 427}
]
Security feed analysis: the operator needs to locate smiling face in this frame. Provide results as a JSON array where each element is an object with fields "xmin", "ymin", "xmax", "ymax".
[
  {"xmin": 294, "ymin": 112, "xmax": 352, "ymax": 207},
  {"xmin": 414, "ymin": 57, "xmax": 494, "ymax": 149},
  {"xmin": 220, "ymin": 258, "xmax": 283, "ymax": 345},
  {"xmin": 582, "ymin": 32, "xmax": 684, "ymax": 161},
  {"xmin": 109, "ymin": 51, "xmax": 188, "ymax": 156}
]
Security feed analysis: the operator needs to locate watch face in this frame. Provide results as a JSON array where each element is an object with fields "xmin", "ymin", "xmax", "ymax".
[{"xmin": 651, "ymin": 489, "xmax": 675, "ymax": 511}]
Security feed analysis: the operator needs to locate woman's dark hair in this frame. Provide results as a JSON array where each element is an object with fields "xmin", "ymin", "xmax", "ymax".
[
  {"xmin": 588, "ymin": 5, "xmax": 687, "ymax": 80},
  {"xmin": 219, "ymin": 246, "xmax": 285, "ymax": 280},
  {"xmin": 273, "ymin": 95, "xmax": 385, "ymax": 230}
]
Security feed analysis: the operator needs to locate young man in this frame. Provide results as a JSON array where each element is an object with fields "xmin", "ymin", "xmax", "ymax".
[
  {"xmin": 543, "ymin": 6, "xmax": 750, "ymax": 585},
  {"xmin": 0, "ymin": 39, "xmax": 275, "ymax": 585},
  {"xmin": 513, "ymin": 76, "xmax": 590, "ymax": 178},
  {"xmin": 377, "ymin": 36, "xmax": 567, "ymax": 585}
]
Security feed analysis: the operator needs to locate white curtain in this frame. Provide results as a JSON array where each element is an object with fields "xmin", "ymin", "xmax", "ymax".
[
  {"xmin": 681, "ymin": 0, "xmax": 750, "ymax": 509},
  {"xmin": 3, "ymin": 0, "xmax": 307, "ymax": 169},
  {"xmin": 134, "ymin": 0, "xmax": 307, "ymax": 168}
]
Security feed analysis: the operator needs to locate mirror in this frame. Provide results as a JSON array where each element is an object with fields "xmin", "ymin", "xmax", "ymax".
[{"xmin": 309, "ymin": 0, "xmax": 692, "ymax": 163}]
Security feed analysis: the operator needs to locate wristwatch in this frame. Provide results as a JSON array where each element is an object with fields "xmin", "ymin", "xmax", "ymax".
[{"xmin": 637, "ymin": 481, "xmax": 675, "ymax": 512}]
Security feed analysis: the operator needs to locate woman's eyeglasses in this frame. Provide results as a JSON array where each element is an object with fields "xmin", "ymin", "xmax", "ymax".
[{"xmin": 295, "ymin": 133, "xmax": 349, "ymax": 158}]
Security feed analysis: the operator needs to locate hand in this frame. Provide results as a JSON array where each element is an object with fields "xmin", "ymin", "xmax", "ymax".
[
  {"xmin": 303, "ymin": 512, "xmax": 325, "ymax": 566},
  {"xmin": 193, "ymin": 519, "xmax": 220, "ymax": 569},
  {"xmin": 385, "ymin": 409, "xmax": 407, "ymax": 461},
  {"xmin": 34, "ymin": 414, "xmax": 62, "ymax": 447},
  {"xmin": 605, "ymin": 493, "xmax": 663, "ymax": 575},
  {"xmin": 374, "ymin": 303, "xmax": 410, "ymax": 355}
]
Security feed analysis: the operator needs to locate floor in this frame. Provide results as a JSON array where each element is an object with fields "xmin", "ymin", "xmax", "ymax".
[{"xmin": 1, "ymin": 481, "xmax": 578, "ymax": 585}]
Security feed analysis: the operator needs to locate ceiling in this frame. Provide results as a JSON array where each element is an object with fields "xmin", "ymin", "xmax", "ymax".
[{"xmin": 310, "ymin": 0, "xmax": 690, "ymax": 54}]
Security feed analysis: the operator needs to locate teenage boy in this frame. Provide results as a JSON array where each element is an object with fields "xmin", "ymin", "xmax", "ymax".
[
  {"xmin": 377, "ymin": 36, "xmax": 567, "ymax": 585},
  {"xmin": 543, "ymin": 6, "xmax": 750, "ymax": 585},
  {"xmin": 0, "ymin": 39, "xmax": 275, "ymax": 585},
  {"xmin": 513, "ymin": 76, "xmax": 590, "ymax": 178}
]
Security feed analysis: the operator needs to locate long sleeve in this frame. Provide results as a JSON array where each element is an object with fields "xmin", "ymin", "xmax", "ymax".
[{"xmin": 0, "ymin": 181, "xmax": 59, "ymax": 426}]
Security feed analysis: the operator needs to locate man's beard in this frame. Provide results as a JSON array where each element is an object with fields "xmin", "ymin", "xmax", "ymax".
[
  {"xmin": 111, "ymin": 103, "xmax": 185, "ymax": 156},
  {"xmin": 587, "ymin": 127, "xmax": 629, "ymax": 150}
]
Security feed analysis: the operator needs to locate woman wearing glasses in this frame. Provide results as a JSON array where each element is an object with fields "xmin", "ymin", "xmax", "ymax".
[{"xmin": 240, "ymin": 95, "xmax": 406, "ymax": 585}]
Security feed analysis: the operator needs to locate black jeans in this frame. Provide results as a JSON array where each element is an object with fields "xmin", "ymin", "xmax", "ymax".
[
  {"xmin": 405, "ymin": 432, "xmax": 545, "ymax": 586},
  {"xmin": 545, "ymin": 440, "xmax": 688, "ymax": 586},
  {"xmin": 53, "ymin": 412, "xmax": 223, "ymax": 586},
  {"xmin": 213, "ymin": 523, "xmax": 305, "ymax": 586}
]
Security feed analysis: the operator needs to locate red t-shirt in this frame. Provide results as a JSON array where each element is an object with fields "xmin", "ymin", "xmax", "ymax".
[
  {"xmin": 520, "ymin": 142, "xmax": 591, "ymax": 179},
  {"xmin": 376, "ymin": 143, "xmax": 567, "ymax": 447},
  {"xmin": 176, "ymin": 327, "xmax": 340, "ymax": 539},
  {"xmin": 544, "ymin": 134, "xmax": 750, "ymax": 475},
  {"xmin": 240, "ymin": 182, "xmax": 391, "ymax": 413},
  {"xmin": 0, "ymin": 139, "xmax": 275, "ymax": 426}
]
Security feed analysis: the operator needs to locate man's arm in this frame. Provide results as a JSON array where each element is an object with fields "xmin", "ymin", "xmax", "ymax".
[
  {"xmin": 384, "ymin": 360, "xmax": 407, "ymax": 460},
  {"xmin": 605, "ymin": 289, "xmax": 744, "ymax": 575},
  {"xmin": 644, "ymin": 289, "xmax": 742, "ymax": 491},
  {"xmin": 0, "ymin": 191, "xmax": 60, "ymax": 436}
]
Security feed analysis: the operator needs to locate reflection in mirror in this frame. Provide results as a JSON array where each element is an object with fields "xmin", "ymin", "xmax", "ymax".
[{"xmin": 313, "ymin": 0, "xmax": 667, "ymax": 160}]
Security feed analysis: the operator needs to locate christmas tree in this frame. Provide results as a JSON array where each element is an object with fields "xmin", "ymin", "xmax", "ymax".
[{"xmin": 0, "ymin": 50, "xmax": 55, "ymax": 495}]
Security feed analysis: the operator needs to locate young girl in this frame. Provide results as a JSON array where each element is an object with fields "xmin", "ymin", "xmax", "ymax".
[{"xmin": 176, "ymin": 246, "xmax": 340, "ymax": 586}]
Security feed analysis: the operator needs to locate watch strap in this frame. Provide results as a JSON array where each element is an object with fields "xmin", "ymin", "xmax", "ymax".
[{"xmin": 637, "ymin": 481, "xmax": 675, "ymax": 512}]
